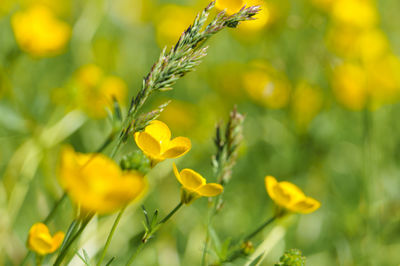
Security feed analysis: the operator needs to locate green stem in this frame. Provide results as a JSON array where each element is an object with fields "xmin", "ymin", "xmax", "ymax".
[
  {"xmin": 225, "ymin": 216, "xmax": 276, "ymax": 263},
  {"xmin": 35, "ymin": 255, "xmax": 43, "ymax": 266},
  {"xmin": 54, "ymin": 215, "xmax": 93, "ymax": 266},
  {"xmin": 243, "ymin": 216, "xmax": 276, "ymax": 242},
  {"xmin": 126, "ymin": 201, "xmax": 183, "ymax": 265},
  {"xmin": 44, "ymin": 193, "xmax": 67, "ymax": 224},
  {"xmin": 97, "ymin": 207, "xmax": 127, "ymax": 266},
  {"xmin": 158, "ymin": 201, "xmax": 183, "ymax": 224}
]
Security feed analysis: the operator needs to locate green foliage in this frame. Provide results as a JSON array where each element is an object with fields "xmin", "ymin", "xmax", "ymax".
[{"xmin": 275, "ymin": 249, "xmax": 306, "ymax": 266}]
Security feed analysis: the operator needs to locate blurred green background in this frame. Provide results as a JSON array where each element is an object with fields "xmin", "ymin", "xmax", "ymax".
[{"xmin": 1, "ymin": 0, "xmax": 400, "ymax": 265}]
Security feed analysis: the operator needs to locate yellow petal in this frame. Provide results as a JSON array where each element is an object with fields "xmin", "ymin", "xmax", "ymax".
[
  {"xmin": 144, "ymin": 120, "xmax": 171, "ymax": 144},
  {"xmin": 179, "ymin": 168, "xmax": 206, "ymax": 190},
  {"xmin": 278, "ymin": 181, "xmax": 305, "ymax": 203},
  {"xmin": 290, "ymin": 197, "xmax": 321, "ymax": 214},
  {"xmin": 51, "ymin": 232, "xmax": 65, "ymax": 252},
  {"xmin": 162, "ymin": 137, "xmax": 191, "ymax": 158},
  {"xmin": 265, "ymin": 176, "xmax": 278, "ymax": 200},
  {"xmin": 196, "ymin": 183, "xmax": 223, "ymax": 197},
  {"xmin": 135, "ymin": 131, "xmax": 161, "ymax": 157},
  {"xmin": 173, "ymin": 163, "xmax": 182, "ymax": 184}
]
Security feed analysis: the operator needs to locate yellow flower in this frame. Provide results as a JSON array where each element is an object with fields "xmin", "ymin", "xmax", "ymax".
[
  {"xmin": 265, "ymin": 176, "xmax": 320, "ymax": 214},
  {"xmin": 75, "ymin": 64, "xmax": 127, "ymax": 118},
  {"xmin": 215, "ymin": 0, "xmax": 244, "ymax": 15},
  {"xmin": 11, "ymin": 5, "xmax": 71, "ymax": 57},
  {"xmin": 243, "ymin": 61, "xmax": 291, "ymax": 109},
  {"xmin": 155, "ymin": 5, "xmax": 195, "ymax": 47},
  {"xmin": 59, "ymin": 146, "xmax": 147, "ymax": 215},
  {"xmin": 291, "ymin": 82, "xmax": 323, "ymax": 130},
  {"xmin": 331, "ymin": 0, "xmax": 377, "ymax": 29},
  {"xmin": 173, "ymin": 163, "xmax": 223, "ymax": 204},
  {"xmin": 332, "ymin": 62, "xmax": 367, "ymax": 110},
  {"xmin": 134, "ymin": 120, "xmax": 191, "ymax": 164},
  {"xmin": 27, "ymin": 223, "xmax": 64, "ymax": 256}
]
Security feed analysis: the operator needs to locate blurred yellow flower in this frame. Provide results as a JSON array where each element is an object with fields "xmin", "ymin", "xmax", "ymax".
[
  {"xmin": 75, "ymin": 64, "xmax": 127, "ymax": 118},
  {"xmin": 265, "ymin": 176, "xmax": 320, "ymax": 214},
  {"xmin": 331, "ymin": 0, "xmax": 377, "ymax": 29},
  {"xmin": 332, "ymin": 62, "xmax": 367, "ymax": 110},
  {"xmin": 238, "ymin": 0, "xmax": 270, "ymax": 32},
  {"xmin": 291, "ymin": 82, "xmax": 323, "ymax": 130},
  {"xmin": 155, "ymin": 5, "xmax": 195, "ymax": 47},
  {"xmin": 134, "ymin": 120, "xmax": 191, "ymax": 164},
  {"xmin": 59, "ymin": 146, "xmax": 146, "ymax": 215},
  {"xmin": 366, "ymin": 54, "xmax": 400, "ymax": 108},
  {"xmin": 27, "ymin": 223, "xmax": 64, "ymax": 256},
  {"xmin": 243, "ymin": 62, "xmax": 290, "ymax": 109},
  {"xmin": 173, "ymin": 163, "xmax": 223, "ymax": 204},
  {"xmin": 357, "ymin": 29, "xmax": 389, "ymax": 62},
  {"xmin": 215, "ymin": 0, "xmax": 244, "ymax": 15},
  {"xmin": 11, "ymin": 5, "xmax": 71, "ymax": 57}
]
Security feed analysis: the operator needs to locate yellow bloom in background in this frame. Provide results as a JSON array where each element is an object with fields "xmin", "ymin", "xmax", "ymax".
[
  {"xmin": 366, "ymin": 54, "xmax": 400, "ymax": 108},
  {"xmin": 27, "ymin": 223, "xmax": 64, "ymax": 256},
  {"xmin": 332, "ymin": 62, "xmax": 367, "ymax": 110},
  {"xmin": 215, "ymin": 0, "xmax": 244, "ymax": 15},
  {"xmin": 11, "ymin": 5, "xmax": 71, "ymax": 57},
  {"xmin": 357, "ymin": 29, "xmax": 389, "ymax": 62},
  {"xmin": 238, "ymin": 0, "xmax": 270, "ymax": 32},
  {"xmin": 155, "ymin": 5, "xmax": 196, "ymax": 47},
  {"xmin": 59, "ymin": 146, "xmax": 147, "ymax": 215},
  {"xmin": 135, "ymin": 120, "xmax": 191, "ymax": 164},
  {"xmin": 173, "ymin": 163, "xmax": 223, "ymax": 204},
  {"xmin": 331, "ymin": 0, "xmax": 377, "ymax": 29},
  {"xmin": 291, "ymin": 82, "xmax": 323, "ymax": 131},
  {"xmin": 243, "ymin": 61, "xmax": 290, "ymax": 109},
  {"xmin": 265, "ymin": 176, "xmax": 320, "ymax": 214},
  {"xmin": 75, "ymin": 64, "xmax": 127, "ymax": 118}
]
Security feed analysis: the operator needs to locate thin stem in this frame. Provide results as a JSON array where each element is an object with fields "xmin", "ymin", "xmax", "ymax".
[
  {"xmin": 158, "ymin": 201, "xmax": 183, "ymax": 224},
  {"xmin": 243, "ymin": 216, "xmax": 276, "ymax": 242},
  {"xmin": 126, "ymin": 201, "xmax": 183, "ymax": 265},
  {"xmin": 54, "ymin": 215, "xmax": 93, "ymax": 266},
  {"xmin": 97, "ymin": 207, "xmax": 127, "ymax": 266},
  {"xmin": 35, "ymin": 255, "xmax": 43, "ymax": 266},
  {"xmin": 224, "ymin": 216, "xmax": 276, "ymax": 263},
  {"xmin": 44, "ymin": 193, "xmax": 67, "ymax": 224}
]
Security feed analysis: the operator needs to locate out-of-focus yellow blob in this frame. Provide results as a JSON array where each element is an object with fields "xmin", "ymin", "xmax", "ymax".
[
  {"xmin": 332, "ymin": 62, "xmax": 368, "ymax": 110},
  {"xmin": 366, "ymin": 54, "xmax": 400, "ymax": 108},
  {"xmin": 155, "ymin": 5, "xmax": 196, "ymax": 47},
  {"xmin": 159, "ymin": 100, "xmax": 196, "ymax": 134},
  {"xmin": 357, "ymin": 29, "xmax": 389, "ymax": 62},
  {"xmin": 238, "ymin": 0, "xmax": 270, "ymax": 32},
  {"xmin": 265, "ymin": 176, "xmax": 320, "ymax": 214},
  {"xmin": 75, "ymin": 64, "xmax": 127, "ymax": 118},
  {"xmin": 27, "ymin": 223, "xmax": 64, "ymax": 256},
  {"xmin": 291, "ymin": 82, "xmax": 324, "ymax": 130},
  {"xmin": 11, "ymin": 5, "xmax": 71, "ymax": 57},
  {"xmin": 331, "ymin": 0, "xmax": 377, "ymax": 29},
  {"xmin": 243, "ymin": 62, "xmax": 290, "ymax": 109},
  {"xmin": 59, "ymin": 146, "xmax": 147, "ymax": 215},
  {"xmin": 215, "ymin": 0, "xmax": 244, "ymax": 15}
]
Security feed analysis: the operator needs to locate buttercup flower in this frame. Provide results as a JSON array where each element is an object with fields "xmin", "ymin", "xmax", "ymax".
[
  {"xmin": 59, "ymin": 146, "xmax": 147, "ymax": 215},
  {"xmin": 11, "ymin": 5, "xmax": 71, "ymax": 57},
  {"xmin": 265, "ymin": 176, "xmax": 320, "ymax": 214},
  {"xmin": 173, "ymin": 163, "xmax": 223, "ymax": 204},
  {"xmin": 134, "ymin": 120, "xmax": 191, "ymax": 164},
  {"xmin": 215, "ymin": 0, "xmax": 244, "ymax": 15},
  {"xmin": 27, "ymin": 223, "xmax": 64, "ymax": 256}
]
